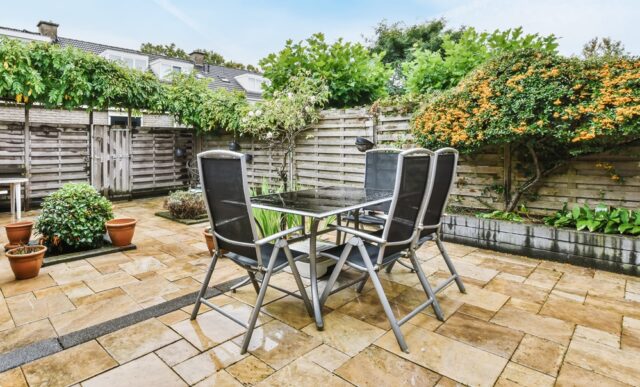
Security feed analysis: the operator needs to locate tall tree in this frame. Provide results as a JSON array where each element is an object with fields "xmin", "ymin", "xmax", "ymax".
[
  {"xmin": 367, "ymin": 19, "xmax": 465, "ymax": 66},
  {"xmin": 140, "ymin": 43, "xmax": 258, "ymax": 71},
  {"xmin": 140, "ymin": 42, "xmax": 190, "ymax": 60},
  {"xmin": 583, "ymin": 37, "xmax": 628, "ymax": 59}
]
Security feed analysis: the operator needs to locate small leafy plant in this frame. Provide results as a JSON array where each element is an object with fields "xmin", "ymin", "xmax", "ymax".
[
  {"xmin": 36, "ymin": 183, "xmax": 114, "ymax": 251},
  {"xmin": 476, "ymin": 210, "xmax": 524, "ymax": 223},
  {"xmin": 544, "ymin": 203, "xmax": 640, "ymax": 235},
  {"xmin": 7, "ymin": 245, "xmax": 43, "ymax": 255},
  {"xmin": 164, "ymin": 191, "xmax": 207, "ymax": 219}
]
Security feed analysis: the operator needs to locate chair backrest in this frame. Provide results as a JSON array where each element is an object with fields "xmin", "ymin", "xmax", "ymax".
[
  {"xmin": 198, "ymin": 150, "xmax": 260, "ymax": 261},
  {"xmin": 380, "ymin": 149, "xmax": 434, "ymax": 259},
  {"xmin": 364, "ymin": 149, "xmax": 401, "ymax": 212},
  {"xmin": 420, "ymin": 148, "xmax": 458, "ymax": 237}
]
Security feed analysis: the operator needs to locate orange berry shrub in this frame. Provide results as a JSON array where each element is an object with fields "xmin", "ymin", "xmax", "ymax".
[{"xmin": 412, "ymin": 49, "xmax": 640, "ymax": 212}]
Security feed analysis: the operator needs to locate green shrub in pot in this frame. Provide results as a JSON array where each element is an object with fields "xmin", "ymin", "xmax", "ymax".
[
  {"xmin": 35, "ymin": 183, "xmax": 114, "ymax": 252},
  {"xmin": 164, "ymin": 191, "xmax": 206, "ymax": 219}
]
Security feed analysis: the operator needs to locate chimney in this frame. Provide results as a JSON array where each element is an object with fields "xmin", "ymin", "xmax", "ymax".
[
  {"xmin": 190, "ymin": 50, "xmax": 205, "ymax": 66},
  {"xmin": 37, "ymin": 20, "xmax": 59, "ymax": 40}
]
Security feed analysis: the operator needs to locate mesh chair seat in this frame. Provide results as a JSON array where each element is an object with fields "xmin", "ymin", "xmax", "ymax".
[
  {"xmin": 322, "ymin": 242, "xmax": 403, "ymax": 270},
  {"xmin": 228, "ymin": 243, "xmax": 306, "ymax": 269}
]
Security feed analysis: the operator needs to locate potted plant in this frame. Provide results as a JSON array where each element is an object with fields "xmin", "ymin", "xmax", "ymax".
[
  {"xmin": 6, "ymin": 245, "xmax": 46, "ymax": 280},
  {"xmin": 164, "ymin": 191, "xmax": 206, "ymax": 220},
  {"xmin": 105, "ymin": 218, "xmax": 137, "ymax": 247},
  {"xmin": 36, "ymin": 183, "xmax": 114, "ymax": 253},
  {"xmin": 4, "ymin": 220, "xmax": 34, "ymax": 250},
  {"xmin": 203, "ymin": 227, "xmax": 216, "ymax": 255}
]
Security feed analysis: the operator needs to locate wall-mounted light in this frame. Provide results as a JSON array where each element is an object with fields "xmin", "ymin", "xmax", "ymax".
[
  {"xmin": 355, "ymin": 137, "xmax": 374, "ymax": 152},
  {"xmin": 175, "ymin": 147, "xmax": 186, "ymax": 158}
]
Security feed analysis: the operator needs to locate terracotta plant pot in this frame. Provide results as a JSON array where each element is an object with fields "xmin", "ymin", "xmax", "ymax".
[
  {"xmin": 4, "ymin": 242, "xmax": 20, "ymax": 252},
  {"xmin": 203, "ymin": 228, "xmax": 216, "ymax": 255},
  {"xmin": 203, "ymin": 228, "xmax": 226, "ymax": 256},
  {"xmin": 4, "ymin": 221, "xmax": 34, "ymax": 245},
  {"xmin": 6, "ymin": 245, "xmax": 46, "ymax": 280},
  {"xmin": 105, "ymin": 218, "xmax": 137, "ymax": 247}
]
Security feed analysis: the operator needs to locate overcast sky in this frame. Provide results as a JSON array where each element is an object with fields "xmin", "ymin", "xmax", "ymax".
[{"xmin": 1, "ymin": 0, "xmax": 638, "ymax": 67}]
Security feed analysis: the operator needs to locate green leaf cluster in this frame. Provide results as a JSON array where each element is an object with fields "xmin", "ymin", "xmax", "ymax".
[
  {"xmin": 544, "ymin": 203, "xmax": 640, "ymax": 235},
  {"xmin": 35, "ymin": 183, "xmax": 114, "ymax": 251},
  {"xmin": 475, "ymin": 210, "xmax": 524, "ymax": 223},
  {"xmin": 259, "ymin": 33, "xmax": 391, "ymax": 108},
  {"xmin": 165, "ymin": 72, "xmax": 249, "ymax": 133},
  {"xmin": 403, "ymin": 27, "xmax": 558, "ymax": 95}
]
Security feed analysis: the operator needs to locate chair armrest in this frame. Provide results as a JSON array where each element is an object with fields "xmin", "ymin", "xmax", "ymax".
[
  {"xmin": 214, "ymin": 231, "xmax": 256, "ymax": 248},
  {"xmin": 328, "ymin": 225, "xmax": 385, "ymax": 244},
  {"xmin": 255, "ymin": 226, "xmax": 305, "ymax": 245}
]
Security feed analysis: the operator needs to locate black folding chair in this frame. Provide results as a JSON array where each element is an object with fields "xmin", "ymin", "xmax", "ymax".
[
  {"xmin": 340, "ymin": 149, "xmax": 400, "ymax": 239},
  {"xmin": 386, "ymin": 148, "xmax": 466, "ymax": 295},
  {"xmin": 319, "ymin": 149, "xmax": 443, "ymax": 353},
  {"xmin": 191, "ymin": 150, "xmax": 312, "ymax": 354}
]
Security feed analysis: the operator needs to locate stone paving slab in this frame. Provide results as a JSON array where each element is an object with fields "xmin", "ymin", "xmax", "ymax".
[{"xmin": 3, "ymin": 198, "xmax": 640, "ymax": 386}]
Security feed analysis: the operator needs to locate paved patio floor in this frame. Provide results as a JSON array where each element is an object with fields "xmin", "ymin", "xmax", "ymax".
[{"xmin": 2, "ymin": 198, "xmax": 640, "ymax": 386}]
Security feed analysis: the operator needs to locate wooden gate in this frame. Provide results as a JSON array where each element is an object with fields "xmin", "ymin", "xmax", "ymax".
[{"xmin": 91, "ymin": 126, "xmax": 131, "ymax": 198}]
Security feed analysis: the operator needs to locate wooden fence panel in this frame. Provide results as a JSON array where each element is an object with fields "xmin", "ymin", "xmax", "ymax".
[
  {"xmin": 23, "ymin": 123, "xmax": 91, "ymax": 201},
  {"xmin": 1, "ymin": 109, "xmax": 639, "ymax": 215},
  {"xmin": 131, "ymin": 127, "xmax": 194, "ymax": 193}
]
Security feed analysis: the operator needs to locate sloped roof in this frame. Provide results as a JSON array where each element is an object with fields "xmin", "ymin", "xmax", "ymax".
[
  {"xmin": 196, "ymin": 64, "xmax": 262, "ymax": 99},
  {"xmin": 0, "ymin": 24, "xmax": 264, "ymax": 99},
  {"xmin": 58, "ymin": 37, "xmax": 193, "ymax": 64}
]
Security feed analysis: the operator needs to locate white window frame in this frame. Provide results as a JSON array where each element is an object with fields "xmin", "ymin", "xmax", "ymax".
[
  {"xmin": 108, "ymin": 111, "xmax": 144, "ymax": 127},
  {"xmin": 100, "ymin": 49, "xmax": 149, "ymax": 71},
  {"xmin": 234, "ymin": 73, "xmax": 268, "ymax": 94}
]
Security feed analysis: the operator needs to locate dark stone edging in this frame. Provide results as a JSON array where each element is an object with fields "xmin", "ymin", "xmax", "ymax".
[
  {"xmin": 43, "ymin": 244, "xmax": 137, "ymax": 267},
  {"xmin": 0, "ymin": 275, "xmax": 248, "ymax": 373},
  {"xmin": 440, "ymin": 214, "xmax": 640, "ymax": 276},
  {"xmin": 155, "ymin": 211, "xmax": 209, "ymax": 225}
]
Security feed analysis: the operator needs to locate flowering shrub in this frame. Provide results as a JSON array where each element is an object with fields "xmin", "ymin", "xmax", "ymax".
[
  {"xmin": 241, "ymin": 72, "xmax": 329, "ymax": 187},
  {"xmin": 412, "ymin": 49, "xmax": 640, "ymax": 210}
]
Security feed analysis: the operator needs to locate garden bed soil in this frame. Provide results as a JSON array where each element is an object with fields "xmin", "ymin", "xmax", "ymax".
[
  {"xmin": 440, "ymin": 214, "xmax": 640, "ymax": 276},
  {"xmin": 155, "ymin": 211, "xmax": 208, "ymax": 225}
]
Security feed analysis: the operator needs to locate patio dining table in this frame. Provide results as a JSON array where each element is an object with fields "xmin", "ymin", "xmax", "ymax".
[{"xmin": 251, "ymin": 186, "xmax": 393, "ymax": 329}]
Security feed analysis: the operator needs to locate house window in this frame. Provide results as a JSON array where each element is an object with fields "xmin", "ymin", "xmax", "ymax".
[
  {"xmin": 102, "ymin": 50, "xmax": 148, "ymax": 71},
  {"xmin": 172, "ymin": 65, "xmax": 182, "ymax": 73},
  {"xmin": 110, "ymin": 115, "xmax": 142, "ymax": 128}
]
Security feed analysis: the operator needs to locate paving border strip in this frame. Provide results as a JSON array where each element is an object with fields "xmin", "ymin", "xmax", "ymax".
[{"xmin": 0, "ymin": 275, "xmax": 248, "ymax": 373}]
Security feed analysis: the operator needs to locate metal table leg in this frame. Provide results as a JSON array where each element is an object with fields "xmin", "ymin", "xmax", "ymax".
[
  {"xmin": 309, "ymin": 218, "xmax": 324, "ymax": 329},
  {"xmin": 9, "ymin": 183, "xmax": 16, "ymax": 222},
  {"xmin": 14, "ymin": 183, "xmax": 21, "ymax": 221}
]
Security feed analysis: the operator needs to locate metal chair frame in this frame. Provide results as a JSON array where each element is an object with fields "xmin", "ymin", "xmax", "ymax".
[
  {"xmin": 319, "ymin": 148, "xmax": 443, "ymax": 353},
  {"xmin": 191, "ymin": 150, "xmax": 312, "ymax": 354},
  {"xmin": 385, "ymin": 148, "xmax": 466, "ymax": 294},
  {"xmin": 340, "ymin": 148, "xmax": 401, "ymax": 241}
]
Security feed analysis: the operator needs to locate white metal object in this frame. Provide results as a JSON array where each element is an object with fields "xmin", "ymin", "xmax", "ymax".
[{"xmin": 0, "ymin": 177, "xmax": 28, "ymax": 221}]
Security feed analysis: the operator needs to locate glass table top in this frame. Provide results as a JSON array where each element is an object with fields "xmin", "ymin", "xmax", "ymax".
[{"xmin": 251, "ymin": 186, "xmax": 393, "ymax": 218}]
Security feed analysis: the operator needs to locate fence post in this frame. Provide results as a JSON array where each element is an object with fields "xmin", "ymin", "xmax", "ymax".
[
  {"xmin": 503, "ymin": 144, "xmax": 512, "ymax": 210},
  {"xmin": 23, "ymin": 106, "xmax": 31, "ymax": 210}
]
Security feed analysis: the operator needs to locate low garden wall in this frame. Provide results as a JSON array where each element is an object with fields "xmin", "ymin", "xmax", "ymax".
[{"xmin": 440, "ymin": 215, "xmax": 640, "ymax": 275}]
